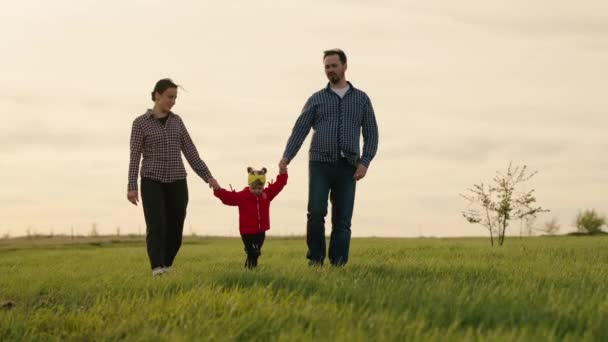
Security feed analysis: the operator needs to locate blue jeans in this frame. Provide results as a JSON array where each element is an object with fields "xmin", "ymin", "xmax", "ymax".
[{"xmin": 306, "ymin": 159, "xmax": 357, "ymax": 266}]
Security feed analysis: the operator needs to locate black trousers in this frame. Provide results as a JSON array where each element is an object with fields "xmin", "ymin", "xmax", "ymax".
[
  {"xmin": 240, "ymin": 232, "xmax": 265, "ymax": 268},
  {"xmin": 140, "ymin": 178, "xmax": 188, "ymax": 269}
]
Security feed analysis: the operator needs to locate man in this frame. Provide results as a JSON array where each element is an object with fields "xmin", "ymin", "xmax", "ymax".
[{"xmin": 279, "ymin": 49, "xmax": 379, "ymax": 266}]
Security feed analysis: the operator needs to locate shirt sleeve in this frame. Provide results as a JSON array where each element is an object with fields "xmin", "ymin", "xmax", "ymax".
[
  {"xmin": 214, "ymin": 189, "xmax": 240, "ymax": 206},
  {"xmin": 265, "ymin": 173, "xmax": 288, "ymax": 201},
  {"xmin": 282, "ymin": 96, "xmax": 316, "ymax": 162},
  {"xmin": 359, "ymin": 96, "xmax": 379, "ymax": 168},
  {"xmin": 180, "ymin": 118, "xmax": 213, "ymax": 183},
  {"xmin": 128, "ymin": 119, "xmax": 143, "ymax": 191}
]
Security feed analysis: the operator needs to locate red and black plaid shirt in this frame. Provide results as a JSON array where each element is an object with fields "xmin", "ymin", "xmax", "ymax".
[{"xmin": 128, "ymin": 110, "xmax": 213, "ymax": 191}]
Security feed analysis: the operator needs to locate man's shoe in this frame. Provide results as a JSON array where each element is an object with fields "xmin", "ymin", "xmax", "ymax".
[{"xmin": 308, "ymin": 260, "xmax": 324, "ymax": 267}]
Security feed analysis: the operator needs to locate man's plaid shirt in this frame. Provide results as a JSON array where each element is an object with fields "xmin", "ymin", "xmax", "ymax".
[
  {"xmin": 282, "ymin": 82, "xmax": 379, "ymax": 167},
  {"xmin": 128, "ymin": 110, "xmax": 213, "ymax": 191}
]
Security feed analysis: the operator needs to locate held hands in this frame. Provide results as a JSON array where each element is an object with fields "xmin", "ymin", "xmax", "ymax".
[
  {"xmin": 128, "ymin": 179, "xmax": 221, "ymax": 206},
  {"xmin": 278, "ymin": 158, "xmax": 365, "ymax": 179},
  {"xmin": 127, "ymin": 190, "xmax": 139, "ymax": 206},
  {"xmin": 208, "ymin": 177, "xmax": 221, "ymax": 191},
  {"xmin": 279, "ymin": 158, "xmax": 289, "ymax": 174},
  {"xmin": 353, "ymin": 163, "xmax": 368, "ymax": 181}
]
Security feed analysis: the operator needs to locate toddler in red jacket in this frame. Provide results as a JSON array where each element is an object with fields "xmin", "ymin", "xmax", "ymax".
[{"xmin": 214, "ymin": 166, "xmax": 288, "ymax": 269}]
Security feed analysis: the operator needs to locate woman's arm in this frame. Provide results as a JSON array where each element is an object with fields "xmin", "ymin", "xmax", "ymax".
[
  {"xmin": 179, "ymin": 118, "xmax": 217, "ymax": 188},
  {"xmin": 127, "ymin": 119, "xmax": 143, "ymax": 205}
]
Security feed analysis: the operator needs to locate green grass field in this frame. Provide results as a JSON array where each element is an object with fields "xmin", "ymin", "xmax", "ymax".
[{"xmin": 1, "ymin": 236, "xmax": 607, "ymax": 341}]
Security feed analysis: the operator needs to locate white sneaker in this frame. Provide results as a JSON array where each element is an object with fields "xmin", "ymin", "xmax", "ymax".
[
  {"xmin": 162, "ymin": 266, "xmax": 171, "ymax": 274},
  {"xmin": 152, "ymin": 267, "xmax": 165, "ymax": 276}
]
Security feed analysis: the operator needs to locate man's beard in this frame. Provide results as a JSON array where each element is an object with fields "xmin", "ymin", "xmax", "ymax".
[{"xmin": 327, "ymin": 73, "xmax": 342, "ymax": 84}]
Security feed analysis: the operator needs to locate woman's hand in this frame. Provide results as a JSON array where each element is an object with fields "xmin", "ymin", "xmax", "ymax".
[
  {"xmin": 208, "ymin": 178, "xmax": 221, "ymax": 191},
  {"xmin": 127, "ymin": 190, "xmax": 139, "ymax": 206}
]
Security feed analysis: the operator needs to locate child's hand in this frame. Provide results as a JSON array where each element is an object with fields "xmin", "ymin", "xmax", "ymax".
[{"xmin": 279, "ymin": 165, "xmax": 288, "ymax": 174}]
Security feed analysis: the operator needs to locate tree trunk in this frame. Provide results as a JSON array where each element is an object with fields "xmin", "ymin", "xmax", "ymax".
[{"xmin": 499, "ymin": 218, "xmax": 508, "ymax": 246}]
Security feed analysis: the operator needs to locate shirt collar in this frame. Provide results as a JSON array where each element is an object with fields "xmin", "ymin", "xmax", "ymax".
[
  {"xmin": 146, "ymin": 109, "xmax": 174, "ymax": 118},
  {"xmin": 325, "ymin": 81, "xmax": 355, "ymax": 93}
]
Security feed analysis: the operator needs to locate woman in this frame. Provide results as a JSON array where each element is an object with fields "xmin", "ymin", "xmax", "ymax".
[{"xmin": 127, "ymin": 78, "xmax": 220, "ymax": 276}]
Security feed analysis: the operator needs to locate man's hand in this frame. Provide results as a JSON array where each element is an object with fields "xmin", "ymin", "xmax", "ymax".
[
  {"xmin": 279, "ymin": 158, "xmax": 289, "ymax": 173},
  {"xmin": 353, "ymin": 163, "xmax": 368, "ymax": 181},
  {"xmin": 208, "ymin": 178, "xmax": 221, "ymax": 191},
  {"xmin": 127, "ymin": 190, "xmax": 139, "ymax": 206}
]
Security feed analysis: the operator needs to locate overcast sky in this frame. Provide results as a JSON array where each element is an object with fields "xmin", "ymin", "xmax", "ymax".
[{"xmin": 1, "ymin": 0, "xmax": 607, "ymax": 237}]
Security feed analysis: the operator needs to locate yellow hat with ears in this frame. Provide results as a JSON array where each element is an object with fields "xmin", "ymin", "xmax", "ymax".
[{"xmin": 247, "ymin": 167, "xmax": 267, "ymax": 186}]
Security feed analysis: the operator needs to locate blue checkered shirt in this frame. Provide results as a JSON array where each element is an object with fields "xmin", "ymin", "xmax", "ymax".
[{"xmin": 282, "ymin": 82, "xmax": 379, "ymax": 167}]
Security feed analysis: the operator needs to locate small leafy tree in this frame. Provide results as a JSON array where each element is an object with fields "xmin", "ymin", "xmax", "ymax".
[
  {"xmin": 461, "ymin": 162, "xmax": 549, "ymax": 246},
  {"xmin": 189, "ymin": 224, "xmax": 197, "ymax": 237},
  {"xmin": 537, "ymin": 216, "xmax": 561, "ymax": 235},
  {"xmin": 520, "ymin": 215, "xmax": 536, "ymax": 237},
  {"xmin": 575, "ymin": 210, "xmax": 606, "ymax": 234},
  {"xmin": 90, "ymin": 223, "xmax": 99, "ymax": 237}
]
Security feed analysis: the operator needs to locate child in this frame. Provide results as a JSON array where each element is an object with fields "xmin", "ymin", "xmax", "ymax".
[{"xmin": 214, "ymin": 166, "xmax": 288, "ymax": 269}]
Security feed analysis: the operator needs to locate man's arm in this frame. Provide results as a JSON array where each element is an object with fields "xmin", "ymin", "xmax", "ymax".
[
  {"xmin": 281, "ymin": 97, "xmax": 316, "ymax": 164},
  {"xmin": 359, "ymin": 96, "xmax": 379, "ymax": 168}
]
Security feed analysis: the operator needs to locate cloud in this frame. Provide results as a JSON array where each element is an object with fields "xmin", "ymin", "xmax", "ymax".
[
  {"xmin": 385, "ymin": 138, "xmax": 570, "ymax": 163},
  {"xmin": 339, "ymin": 2, "xmax": 608, "ymax": 39},
  {"xmin": 449, "ymin": 13, "xmax": 608, "ymax": 37},
  {"xmin": 0, "ymin": 87, "xmax": 138, "ymax": 111},
  {"xmin": 0, "ymin": 124, "xmax": 124, "ymax": 153},
  {"xmin": 421, "ymin": 103, "xmax": 608, "ymax": 131}
]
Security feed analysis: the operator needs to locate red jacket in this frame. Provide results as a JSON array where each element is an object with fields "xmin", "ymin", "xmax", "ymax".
[{"xmin": 214, "ymin": 173, "xmax": 288, "ymax": 235}]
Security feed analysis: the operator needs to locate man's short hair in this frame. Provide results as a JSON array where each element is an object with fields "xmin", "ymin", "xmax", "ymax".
[{"xmin": 323, "ymin": 49, "xmax": 347, "ymax": 65}]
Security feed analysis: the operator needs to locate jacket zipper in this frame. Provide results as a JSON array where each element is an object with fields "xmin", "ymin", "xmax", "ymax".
[{"xmin": 256, "ymin": 196, "xmax": 261, "ymax": 232}]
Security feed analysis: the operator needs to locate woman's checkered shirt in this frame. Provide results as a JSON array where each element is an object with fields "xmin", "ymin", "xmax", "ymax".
[{"xmin": 128, "ymin": 110, "xmax": 213, "ymax": 191}]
